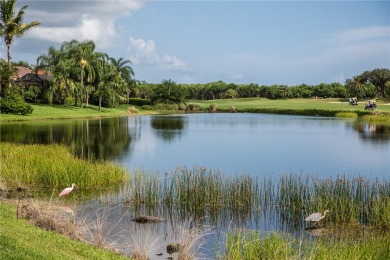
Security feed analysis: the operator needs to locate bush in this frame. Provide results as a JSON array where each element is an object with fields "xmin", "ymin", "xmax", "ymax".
[
  {"xmin": 141, "ymin": 105, "xmax": 155, "ymax": 110},
  {"xmin": 0, "ymin": 94, "xmax": 33, "ymax": 115},
  {"xmin": 128, "ymin": 98, "xmax": 151, "ymax": 106},
  {"xmin": 155, "ymin": 103, "xmax": 179, "ymax": 110},
  {"xmin": 186, "ymin": 104, "xmax": 200, "ymax": 111},
  {"xmin": 209, "ymin": 104, "xmax": 217, "ymax": 112}
]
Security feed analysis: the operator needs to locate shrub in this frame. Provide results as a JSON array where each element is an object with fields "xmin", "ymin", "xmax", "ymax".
[
  {"xmin": 209, "ymin": 104, "xmax": 217, "ymax": 112},
  {"xmin": 128, "ymin": 98, "xmax": 151, "ymax": 107},
  {"xmin": 186, "ymin": 104, "xmax": 200, "ymax": 111},
  {"xmin": 128, "ymin": 106, "xmax": 139, "ymax": 114},
  {"xmin": 0, "ymin": 94, "xmax": 33, "ymax": 115},
  {"xmin": 141, "ymin": 105, "xmax": 155, "ymax": 110},
  {"xmin": 155, "ymin": 103, "xmax": 179, "ymax": 110}
]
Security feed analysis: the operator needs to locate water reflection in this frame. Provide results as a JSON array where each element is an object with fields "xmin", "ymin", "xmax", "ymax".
[
  {"xmin": 151, "ymin": 115, "xmax": 187, "ymax": 142},
  {"xmin": 1, "ymin": 113, "xmax": 389, "ymax": 176},
  {"xmin": 0, "ymin": 117, "xmax": 133, "ymax": 160},
  {"xmin": 348, "ymin": 120, "xmax": 390, "ymax": 144}
]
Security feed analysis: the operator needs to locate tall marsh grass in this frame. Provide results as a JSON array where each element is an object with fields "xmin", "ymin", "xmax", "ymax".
[
  {"xmin": 335, "ymin": 112, "xmax": 358, "ymax": 118},
  {"xmin": 0, "ymin": 142, "xmax": 128, "ymax": 188},
  {"xmin": 119, "ymin": 167, "xmax": 390, "ymax": 230},
  {"xmin": 363, "ymin": 114, "xmax": 390, "ymax": 124},
  {"xmin": 220, "ymin": 229, "xmax": 390, "ymax": 260}
]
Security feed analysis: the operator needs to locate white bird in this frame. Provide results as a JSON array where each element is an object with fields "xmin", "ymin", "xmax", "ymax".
[
  {"xmin": 305, "ymin": 210, "xmax": 330, "ymax": 227},
  {"xmin": 59, "ymin": 183, "xmax": 78, "ymax": 197}
]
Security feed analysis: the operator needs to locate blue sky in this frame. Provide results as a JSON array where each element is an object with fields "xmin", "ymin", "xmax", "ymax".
[{"xmin": 3, "ymin": 0, "xmax": 390, "ymax": 85}]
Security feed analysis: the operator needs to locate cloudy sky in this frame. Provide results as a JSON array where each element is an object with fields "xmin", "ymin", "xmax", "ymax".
[{"xmin": 2, "ymin": 0, "xmax": 389, "ymax": 85}]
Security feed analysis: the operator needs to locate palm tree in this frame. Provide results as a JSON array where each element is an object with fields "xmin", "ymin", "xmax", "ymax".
[
  {"xmin": 36, "ymin": 46, "xmax": 62, "ymax": 75},
  {"xmin": 61, "ymin": 40, "xmax": 96, "ymax": 106},
  {"xmin": 0, "ymin": 0, "xmax": 40, "ymax": 67},
  {"xmin": 109, "ymin": 57, "xmax": 134, "ymax": 103},
  {"xmin": 50, "ymin": 54, "xmax": 76, "ymax": 106},
  {"xmin": 150, "ymin": 79, "xmax": 188, "ymax": 105}
]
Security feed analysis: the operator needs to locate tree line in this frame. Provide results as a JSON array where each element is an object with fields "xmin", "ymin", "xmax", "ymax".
[{"xmin": 1, "ymin": 0, "xmax": 389, "ymax": 115}]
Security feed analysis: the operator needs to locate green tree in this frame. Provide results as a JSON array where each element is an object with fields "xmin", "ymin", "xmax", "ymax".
[
  {"xmin": 359, "ymin": 68, "xmax": 390, "ymax": 98},
  {"xmin": 109, "ymin": 57, "xmax": 134, "ymax": 103},
  {"xmin": 0, "ymin": 0, "xmax": 40, "ymax": 67},
  {"xmin": 150, "ymin": 79, "xmax": 188, "ymax": 105},
  {"xmin": 62, "ymin": 40, "xmax": 96, "ymax": 106},
  {"xmin": 93, "ymin": 52, "xmax": 118, "ymax": 111},
  {"xmin": 50, "ymin": 56, "xmax": 77, "ymax": 106}
]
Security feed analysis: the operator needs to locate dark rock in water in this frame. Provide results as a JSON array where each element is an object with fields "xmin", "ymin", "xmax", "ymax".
[
  {"xmin": 167, "ymin": 243, "xmax": 182, "ymax": 254},
  {"xmin": 132, "ymin": 215, "xmax": 165, "ymax": 223}
]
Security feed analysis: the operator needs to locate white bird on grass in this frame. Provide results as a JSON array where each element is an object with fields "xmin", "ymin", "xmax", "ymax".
[
  {"xmin": 59, "ymin": 183, "xmax": 78, "ymax": 197},
  {"xmin": 305, "ymin": 210, "xmax": 330, "ymax": 227}
]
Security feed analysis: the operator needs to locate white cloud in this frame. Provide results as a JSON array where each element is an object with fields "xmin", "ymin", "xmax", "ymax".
[
  {"xmin": 302, "ymin": 26, "xmax": 390, "ymax": 71},
  {"xmin": 22, "ymin": 0, "xmax": 145, "ymax": 48},
  {"xmin": 329, "ymin": 26, "xmax": 390, "ymax": 44},
  {"xmin": 128, "ymin": 37, "xmax": 188, "ymax": 71}
]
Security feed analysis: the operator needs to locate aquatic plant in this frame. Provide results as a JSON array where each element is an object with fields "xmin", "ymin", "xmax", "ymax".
[
  {"xmin": 120, "ymin": 167, "xmax": 390, "ymax": 230},
  {"xmin": 0, "ymin": 143, "xmax": 128, "ymax": 188}
]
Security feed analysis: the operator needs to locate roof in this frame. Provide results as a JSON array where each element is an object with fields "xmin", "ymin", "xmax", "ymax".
[{"xmin": 15, "ymin": 66, "xmax": 32, "ymax": 78}]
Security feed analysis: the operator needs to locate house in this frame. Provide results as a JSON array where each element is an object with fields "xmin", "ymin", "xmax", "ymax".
[{"xmin": 14, "ymin": 66, "xmax": 52, "ymax": 90}]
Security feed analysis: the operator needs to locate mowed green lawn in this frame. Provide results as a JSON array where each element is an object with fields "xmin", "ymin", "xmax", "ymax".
[
  {"xmin": 192, "ymin": 97, "xmax": 390, "ymax": 113},
  {"xmin": 0, "ymin": 104, "xmax": 131, "ymax": 121},
  {"xmin": 0, "ymin": 203, "xmax": 128, "ymax": 260},
  {"xmin": 1, "ymin": 98, "xmax": 390, "ymax": 122}
]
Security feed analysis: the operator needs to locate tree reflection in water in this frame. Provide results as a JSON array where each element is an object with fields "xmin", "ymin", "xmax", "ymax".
[
  {"xmin": 0, "ymin": 116, "xmax": 133, "ymax": 160},
  {"xmin": 348, "ymin": 121, "xmax": 390, "ymax": 144},
  {"xmin": 150, "ymin": 115, "xmax": 187, "ymax": 142}
]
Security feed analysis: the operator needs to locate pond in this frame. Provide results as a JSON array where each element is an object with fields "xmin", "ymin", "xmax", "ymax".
[
  {"xmin": 2, "ymin": 113, "xmax": 389, "ymax": 178},
  {"xmin": 2, "ymin": 113, "xmax": 390, "ymax": 258}
]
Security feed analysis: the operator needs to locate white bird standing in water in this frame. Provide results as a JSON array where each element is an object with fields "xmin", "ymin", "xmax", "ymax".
[
  {"xmin": 59, "ymin": 183, "xmax": 78, "ymax": 196},
  {"xmin": 305, "ymin": 210, "xmax": 330, "ymax": 227}
]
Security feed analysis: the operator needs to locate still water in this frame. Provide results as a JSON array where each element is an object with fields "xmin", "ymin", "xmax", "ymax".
[
  {"xmin": 2, "ymin": 113, "xmax": 389, "ymax": 178},
  {"xmin": 2, "ymin": 113, "xmax": 390, "ymax": 258}
]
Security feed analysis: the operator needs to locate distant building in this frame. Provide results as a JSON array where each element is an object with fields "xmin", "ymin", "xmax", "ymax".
[{"xmin": 14, "ymin": 66, "xmax": 52, "ymax": 90}]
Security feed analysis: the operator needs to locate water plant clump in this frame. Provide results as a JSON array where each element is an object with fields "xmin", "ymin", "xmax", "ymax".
[
  {"xmin": 119, "ymin": 167, "xmax": 390, "ymax": 231},
  {"xmin": 220, "ymin": 229, "xmax": 390, "ymax": 260},
  {"xmin": 0, "ymin": 142, "xmax": 128, "ymax": 189}
]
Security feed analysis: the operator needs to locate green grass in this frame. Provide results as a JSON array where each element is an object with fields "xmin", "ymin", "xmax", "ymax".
[
  {"xmin": 0, "ymin": 142, "xmax": 128, "ymax": 189},
  {"xmin": 118, "ymin": 167, "xmax": 390, "ymax": 230},
  {"xmin": 221, "ymin": 229, "xmax": 390, "ymax": 260},
  {"xmin": 191, "ymin": 98, "xmax": 390, "ymax": 115},
  {"xmin": 0, "ymin": 202, "xmax": 129, "ymax": 260},
  {"xmin": 335, "ymin": 112, "xmax": 358, "ymax": 118},
  {"xmin": 0, "ymin": 104, "xmax": 132, "ymax": 121},
  {"xmin": 1, "ymin": 98, "xmax": 389, "ymax": 122}
]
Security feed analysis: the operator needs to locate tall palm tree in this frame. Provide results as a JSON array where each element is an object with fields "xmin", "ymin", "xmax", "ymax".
[
  {"xmin": 50, "ymin": 56, "xmax": 76, "ymax": 106},
  {"xmin": 36, "ymin": 46, "xmax": 62, "ymax": 75},
  {"xmin": 0, "ymin": 0, "xmax": 40, "ymax": 67},
  {"xmin": 61, "ymin": 40, "xmax": 96, "ymax": 106},
  {"xmin": 109, "ymin": 57, "xmax": 134, "ymax": 103}
]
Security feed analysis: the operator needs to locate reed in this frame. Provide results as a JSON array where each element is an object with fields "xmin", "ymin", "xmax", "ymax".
[
  {"xmin": 0, "ymin": 142, "xmax": 128, "ymax": 189},
  {"xmin": 279, "ymin": 175, "xmax": 390, "ymax": 230},
  {"xmin": 221, "ymin": 230, "xmax": 294, "ymax": 260},
  {"xmin": 220, "ymin": 229, "xmax": 390, "ymax": 260},
  {"xmin": 363, "ymin": 114, "xmax": 390, "ymax": 124},
  {"xmin": 120, "ymin": 168, "xmax": 390, "ymax": 230},
  {"xmin": 335, "ymin": 112, "xmax": 358, "ymax": 118}
]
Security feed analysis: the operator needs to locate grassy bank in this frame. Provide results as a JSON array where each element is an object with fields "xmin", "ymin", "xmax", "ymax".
[
  {"xmin": 0, "ymin": 104, "xmax": 134, "ymax": 122},
  {"xmin": 192, "ymin": 98, "xmax": 390, "ymax": 116},
  {"xmin": 221, "ymin": 230, "xmax": 390, "ymax": 260},
  {"xmin": 0, "ymin": 142, "xmax": 128, "ymax": 189},
  {"xmin": 1, "ymin": 98, "xmax": 390, "ymax": 122},
  {"xmin": 0, "ymin": 202, "xmax": 128, "ymax": 260}
]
